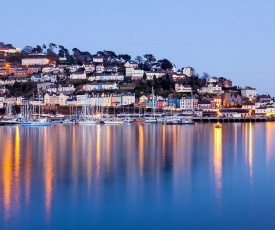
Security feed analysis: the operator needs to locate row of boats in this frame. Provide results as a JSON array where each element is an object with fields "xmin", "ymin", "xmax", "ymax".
[{"xmin": 0, "ymin": 115, "xmax": 195, "ymax": 126}]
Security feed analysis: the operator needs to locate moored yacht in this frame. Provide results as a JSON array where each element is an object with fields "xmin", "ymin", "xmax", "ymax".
[{"xmin": 21, "ymin": 118, "xmax": 51, "ymax": 126}]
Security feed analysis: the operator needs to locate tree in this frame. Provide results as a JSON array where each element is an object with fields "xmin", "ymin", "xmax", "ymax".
[
  {"xmin": 157, "ymin": 59, "xmax": 173, "ymax": 70},
  {"xmin": 143, "ymin": 54, "xmax": 156, "ymax": 70},
  {"xmin": 57, "ymin": 45, "xmax": 70, "ymax": 59},
  {"xmin": 5, "ymin": 44, "xmax": 14, "ymax": 49},
  {"xmin": 134, "ymin": 89, "xmax": 141, "ymax": 98},
  {"xmin": 42, "ymin": 44, "xmax": 47, "ymax": 53},
  {"xmin": 118, "ymin": 54, "xmax": 131, "ymax": 62},
  {"xmin": 0, "ymin": 42, "xmax": 5, "ymax": 48},
  {"xmin": 72, "ymin": 48, "xmax": 80, "ymax": 56},
  {"xmin": 201, "ymin": 72, "xmax": 209, "ymax": 79},
  {"xmin": 135, "ymin": 56, "xmax": 143, "ymax": 64},
  {"xmin": 47, "ymin": 43, "xmax": 57, "ymax": 55},
  {"xmin": 143, "ymin": 73, "xmax": 147, "ymax": 80},
  {"xmin": 104, "ymin": 50, "xmax": 117, "ymax": 63},
  {"xmin": 32, "ymin": 45, "xmax": 42, "ymax": 53},
  {"xmin": 22, "ymin": 46, "xmax": 33, "ymax": 54},
  {"xmin": 77, "ymin": 60, "xmax": 83, "ymax": 66}
]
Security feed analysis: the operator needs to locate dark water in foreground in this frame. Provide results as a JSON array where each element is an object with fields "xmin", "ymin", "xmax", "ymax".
[{"xmin": 1, "ymin": 123, "xmax": 275, "ymax": 229}]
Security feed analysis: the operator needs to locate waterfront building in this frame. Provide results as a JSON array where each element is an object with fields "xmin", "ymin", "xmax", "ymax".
[
  {"xmin": 219, "ymin": 108, "xmax": 251, "ymax": 117},
  {"xmin": 44, "ymin": 93, "xmax": 69, "ymax": 106},
  {"xmin": 111, "ymin": 94, "xmax": 122, "ymax": 107},
  {"xmin": 222, "ymin": 92, "xmax": 242, "ymax": 107},
  {"xmin": 241, "ymin": 86, "xmax": 257, "ymax": 99},
  {"xmin": 242, "ymin": 101, "xmax": 256, "ymax": 110},
  {"xmin": 121, "ymin": 93, "xmax": 135, "ymax": 105},
  {"xmin": 255, "ymin": 105, "xmax": 275, "ymax": 116},
  {"xmin": 180, "ymin": 97, "xmax": 198, "ymax": 110},
  {"xmin": 44, "ymin": 93, "xmax": 69, "ymax": 105},
  {"xmin": 167, "ymin": 98, "xmax": 180, "ymax": 108},
  {"xmin": 76, "ymin": 94, "xmax": 90, "ymax": 106},
  {"xmin": 213, "ymin": 96, "xmax": 222, "ymax": 108},
  {"xmin": 197, "ymin": 100, "xmax": 216, "ymax": 110}
]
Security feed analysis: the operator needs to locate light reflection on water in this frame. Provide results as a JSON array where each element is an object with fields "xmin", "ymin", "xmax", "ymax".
[{"xmin": 1, "ymin": 123, "xmax": 275, "ymax": 229}]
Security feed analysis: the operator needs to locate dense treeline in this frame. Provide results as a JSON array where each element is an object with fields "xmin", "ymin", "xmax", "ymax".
[{"xmin": 1, "ymin": 42, "xmax": 174, "ymax": 72}]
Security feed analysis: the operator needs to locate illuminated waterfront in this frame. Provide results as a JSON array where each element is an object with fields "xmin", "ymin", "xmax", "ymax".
[{"xmin": 1, "ymin": 123, "xmax": 275, "ymax": 229}]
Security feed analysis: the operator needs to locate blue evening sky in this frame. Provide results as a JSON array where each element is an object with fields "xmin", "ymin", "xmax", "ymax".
[{"xmin": 2, "ymin": 0, "xmax": 275, "ymax": 95}]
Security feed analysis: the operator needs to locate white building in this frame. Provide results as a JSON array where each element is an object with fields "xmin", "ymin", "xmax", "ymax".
[
  {"xmin": 47, "ymin": 84, "xmax": 75, "ymax": 93},
  {"xmin": 95, "ymin": 73, "xmax": 124, "ymax": 81},
  {"xmin": 44, "ymin": 93, "xmax": 69, "ymax": 106},
  {"xmin": 255, "ymin": 106, "xmax": 275, "ymax": 116},
  {"xmin": 22, "ymin": 58, "xmax": 49, "ymax": 66},
  {"xmin": 124, "ymin": 61, "xmax": 138, "ymax": 68},
  {"xmin": 83, "ymin": 64, "xmax": 95, "ymax": 73},
  {"xmin": 182, "ymin": 67, "xmax": 195, "ymax": 77},
  {"xmin": 145, "ymin": 72, "xmax": 164, "ymax": 80},
  {"xmin": 241, "ymin": 86, "xmax": 257, "ymax": 99},
  {"xmin": 126, "ymin": 68, "xmax": 144, "ymax": 79},
  {"xmin": 69, "ymin": 71, "xmax": 87, "ymax": 80},
  {"xmin": 198, "ymin": 83, "xmax": 224, "ymax": 95},
  {"xmin": 180, "ymin": 97, "xmax": 198, "ymax": 110},
  {"xmin": 206, "ymin": 77, "xmax": 218, "ymax": 83},
  {"xmin": 122, "ymin": 93, "xmax": 135, "ymax": 105},
  {"xmin": 175, "ymin": 84, "xmax": 192, "ymax": 93},
  {"xmin": 242, "ymin": 101, "xmax": 256, "ymax": 110},
  {"xmin": 96, "ymin": 64, "xmax": 105, "ymax": 73},
  {"xmin": 69, "ymin": 65, "xmax": 81, "ymax": 72},
  {"xmin": 93, "ymin": 56, "xmax": 104, "ymax": 63},
  {"xmin": 82, "ymin": 82, "xmax": 118, "ymax": 91},
  {"xmin": 0, "ymin": 47, "xmax": 20, "ymax": 53}
]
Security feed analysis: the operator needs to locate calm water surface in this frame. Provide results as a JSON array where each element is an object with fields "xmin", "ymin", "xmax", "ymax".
[{"xmin": 1, "ymin": 123, "xmax": 275, "ymax": 229}]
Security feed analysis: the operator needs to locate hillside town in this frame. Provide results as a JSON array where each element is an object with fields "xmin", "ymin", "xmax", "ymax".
[{"xmin": 0, "ymin": 42, "xmax": 274, "ymax": 119}]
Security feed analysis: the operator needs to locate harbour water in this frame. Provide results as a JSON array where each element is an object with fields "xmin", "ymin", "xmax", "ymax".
[{"xmin": 1, "ymin": 123, "xmax": 275, "ymax": 229}]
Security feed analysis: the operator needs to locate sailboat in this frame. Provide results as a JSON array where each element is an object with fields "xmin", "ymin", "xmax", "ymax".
[
  {"xmin": 77, "ymin": 105, "xmax": 99, "ymax": 125},
  {"xmin": 21, "ymin": 96, "xmax": 51, "ymax": 126},
  {"xmin": 0, "ymin": 102, "xmax": 21, "ymax": 125}
]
